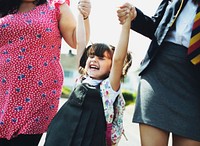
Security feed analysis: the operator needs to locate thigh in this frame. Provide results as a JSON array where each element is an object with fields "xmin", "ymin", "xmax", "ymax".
[
  {"xmin": 10, "ymin": 134, "xmax": 43, "ymax": 146},
  {"xmin": 139, "ymin": 124, "xmax": 169, "ymax": 146},
  {"xmin": 173, "ymin": 134, "xmax": 200, "ymax": 146}
]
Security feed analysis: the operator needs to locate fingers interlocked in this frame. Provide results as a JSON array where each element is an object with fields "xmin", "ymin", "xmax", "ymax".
[
  {"xmin": 117, "ymin": 3, "xmax": 137, "ymax": 24},
  {"xmin": 78, "ymin": 0, "xmax": 91, "ymax": 19}
]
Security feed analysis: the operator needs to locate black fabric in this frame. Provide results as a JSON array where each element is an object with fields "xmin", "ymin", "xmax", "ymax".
[
  {"xmin": 131, "ymin": 0, "xmax": 189, "ymax": 75},
  {"xmin": 0, "ymin": 134, "xmax": 42, "ymax": 146},
  {"xmin": 44, "ymin": 83, "xmax": 106, "ymax": 146}
]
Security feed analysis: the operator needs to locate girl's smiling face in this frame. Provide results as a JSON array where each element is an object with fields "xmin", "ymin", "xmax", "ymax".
[{"xmin": 85, "ymin": 50, "xmax": 112, "ymax": 80}]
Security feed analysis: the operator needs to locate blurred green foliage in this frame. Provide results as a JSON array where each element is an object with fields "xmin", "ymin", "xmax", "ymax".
[
  {"xmin": 122, "ymin": 89, "xmax": 136, "ymax": 106},
  {"xmin": 61, "ymin": 86, "xmax": 71, "ymax": 98}
]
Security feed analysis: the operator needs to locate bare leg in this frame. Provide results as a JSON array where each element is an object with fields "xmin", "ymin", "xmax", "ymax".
[
  {"xmin": 139, "ymin": 124, "xmax": 169, "ymax": 146},
  {"xmin": 173, "ymin": 134, "xmax": 200, "ymax": 146}
]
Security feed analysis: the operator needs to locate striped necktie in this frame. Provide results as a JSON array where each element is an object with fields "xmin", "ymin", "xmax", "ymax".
[{"xmin": 187, "ymin": 2, "xmax": 200, "ymax": 65}]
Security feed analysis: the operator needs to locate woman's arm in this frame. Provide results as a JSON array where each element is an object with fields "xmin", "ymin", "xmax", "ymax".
[
  {"xmin": 117, "ymin": 0, "xmax": 170, "ymax": 39},
  {"xmin": 58, "ymin": 0, "xmax": 90, "ymax": 49},
  {"xmin": 59, "ymin": 3, "xmax": 77, "ymax": 48},
  {"xmin": 131, "ymin": 0, "xmax": 169, "ymax": 39}
]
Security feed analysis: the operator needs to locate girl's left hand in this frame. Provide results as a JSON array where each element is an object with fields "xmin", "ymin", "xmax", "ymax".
[
  {"xmin": 117, "ymin": 3, "xmax": 136, "ymax": 24},
  {"xmin": 78, "ymin": 0, "xmax": 91, "ymax": 19}
]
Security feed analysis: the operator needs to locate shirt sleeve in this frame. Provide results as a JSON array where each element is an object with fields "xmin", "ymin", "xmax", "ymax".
[
  {"xmin": 54, "ymin": 0, "xmax": 70, "ymax": 5},
  {"xmin": 100, "ymin": 78, "xmax": 120, "ymax": 123},
  {"xmin": 47, "ymin": 0, "xmax": 70, "ymax": 21}
]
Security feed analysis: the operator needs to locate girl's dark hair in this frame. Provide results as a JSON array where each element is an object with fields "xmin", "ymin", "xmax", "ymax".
[
  {"xmin": 79, "ymin": 43, "xmax": 132, "ymax": 81},
  {"xmin": 0, "ymin": 0, "xmax": 47, "ymax": 18},
  {"xmin": 87, "ymin": 43, "xmax": 114, "ymax": 59},
  {"xmin": 122, "ymin": 51, "xmax": 132, "ymax": 81},
  {"xmin": 79, "ymin": 43, "xmax": 114, "ymax": 69}
]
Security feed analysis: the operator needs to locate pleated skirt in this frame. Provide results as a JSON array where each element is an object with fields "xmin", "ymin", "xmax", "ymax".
[
  {"xmin": 133, "ymin": 42, "xmax": 200, "ymax": 141},
  {"xmin": 44, "ymin": 83, "xmax": 106, "ymax": 146}
]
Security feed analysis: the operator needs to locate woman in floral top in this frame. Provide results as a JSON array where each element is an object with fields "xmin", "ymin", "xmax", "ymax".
[
  {"xmin": 44, "ymin": 3, "xmax": 133, "ymax": 146},
  {"xmin": 0, "ymin": 0, "xmax": 90, "ymax": 145}
]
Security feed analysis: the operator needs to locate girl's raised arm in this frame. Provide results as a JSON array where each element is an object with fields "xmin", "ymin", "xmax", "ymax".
[
  {"xmin": 109, "ymin": 3, "xmax": 133, "ymax": 91},
  {"xmin": 76, "ymin": 0, "xmax": 91, "ymax": 68}
]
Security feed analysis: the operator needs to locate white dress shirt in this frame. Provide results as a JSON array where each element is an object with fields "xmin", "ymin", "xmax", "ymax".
[{"xmin": 164, "ymin": 0, "xmax": 198, "ymax": 47}]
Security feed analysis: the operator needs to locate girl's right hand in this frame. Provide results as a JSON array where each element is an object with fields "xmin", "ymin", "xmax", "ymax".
[{"xmin": 78, "ymin": 0, "xmax": 91, "ymax": 19}]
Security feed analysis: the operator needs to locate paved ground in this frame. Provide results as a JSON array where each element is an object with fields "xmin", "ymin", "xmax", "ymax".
[
  {"xmin": 38, "ymin": 98, "xmax": 141, "ymax": 146},
  {"xmin": 117, "ymin": 104, "xmax": 141, "ymax": 146}
]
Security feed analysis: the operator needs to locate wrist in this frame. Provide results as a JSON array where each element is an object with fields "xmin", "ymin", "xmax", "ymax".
[{"xmin": 84, "ymin": 16, "xmax": 88, "ymax": 20}]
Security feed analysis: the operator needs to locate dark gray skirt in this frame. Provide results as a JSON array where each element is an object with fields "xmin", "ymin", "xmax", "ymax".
[{"xmin": 133, "ymin": 42, "xmax": 200, "ymax": 141}]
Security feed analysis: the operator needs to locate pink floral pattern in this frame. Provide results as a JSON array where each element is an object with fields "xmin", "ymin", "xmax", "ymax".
[
  {"xmin": 100, "ymin": 79, "xmax": 125, "ymax": 144},
  {"xmin": 0, "ymin": 0, "xmax": 69, "ymax": 140}
]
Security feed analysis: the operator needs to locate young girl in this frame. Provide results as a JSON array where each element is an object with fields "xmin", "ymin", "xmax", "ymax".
[{"xmin": 44, "ymin": 3, "xmax": 134, "ymax": 146}]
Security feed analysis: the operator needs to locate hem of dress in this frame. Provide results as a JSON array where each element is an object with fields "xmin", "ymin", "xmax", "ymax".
[
  {"xmin": 132, "ymin": 118, "xmax": 200, "ymax": 142},
  {"xmin": 0, "ymin": 132, "xmax": 45, "ymax": 140}
]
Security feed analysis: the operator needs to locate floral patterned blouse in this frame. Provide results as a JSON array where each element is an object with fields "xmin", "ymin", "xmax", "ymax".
[
  {"xmin": 75, "ymin": 75, "xmax": 125, "ymax": 144},
  {"xmin": 0, "ymin": 0, "xmax": 69, "ymax": 140}
]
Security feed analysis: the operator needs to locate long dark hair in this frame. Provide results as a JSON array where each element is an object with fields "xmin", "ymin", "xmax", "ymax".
[
  {"xmin": 0, "ymin": 0, "xmax": 47, "ymax": 18},
  {"xmin": 79, "ymin": 43, "xmax": 132, "ymax": 81}
]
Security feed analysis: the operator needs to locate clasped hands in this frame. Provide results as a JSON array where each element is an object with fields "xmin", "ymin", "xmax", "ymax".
[
  {"xmin": 78, "ymin": 0, "xmax": 91, "ymax": 20},
  {"xmin": 117, "ymin": 3, "xmax": 137, "ymax": 24},
  {"xmin": 77, "ymin": 1, "xmax": 136, "ymax": 23}
]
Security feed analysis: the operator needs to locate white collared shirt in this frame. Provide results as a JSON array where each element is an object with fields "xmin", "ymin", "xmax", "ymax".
[{"xmin": 164, "ymin": 0, "xmax": 198, "ymax": 47}]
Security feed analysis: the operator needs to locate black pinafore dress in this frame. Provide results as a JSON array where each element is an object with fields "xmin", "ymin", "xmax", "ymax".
[{"xmin": 44, "ymin": 83, "xmax": 106, "ymax": 146}]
